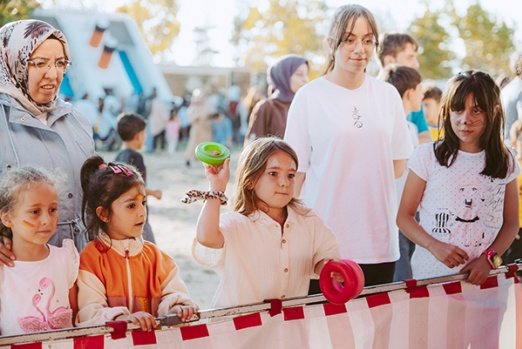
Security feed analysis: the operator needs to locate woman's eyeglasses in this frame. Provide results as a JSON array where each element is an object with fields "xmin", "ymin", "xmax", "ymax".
[
  {"xmin": 340, "ymin": 38, "xmax": 377, "ymax": 51},
  {"xmin": 27, "ymin": 59, "xmax": 72, "ymax": 72}
]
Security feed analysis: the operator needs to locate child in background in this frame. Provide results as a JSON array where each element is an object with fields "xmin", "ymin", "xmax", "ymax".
[
  {"xmin": 422, "ymin": 85, "xmax": 443, "ymax": 140},
  {"xmin": 503, "ymin": 119, "xmax": 522, "ymax": 270},
  {"xmin": 165, "ymin": 107, "xmax": 181, "ymax": 156},
  {"xmin": 190, "ymin": 137, "xmax": 340, "ymax": 308},
  {"xmin": 377, "ymin": 32, "xmax": 432, "ymax": 145},
  {"xmin": 211, "ymin": 111, "xmax": 234, "ymax": 148},
  {"xmin": 397, "ymin": 70, "xmax": 520, "ymax": 285},
  {"xmin": 382, "ymin": 65, "xmax": 423, "ymax": 282},
  {"xmin": 76, "ymin": 156, "xmax": 197, "ymax": 331},
  {"xmin": 115, "ymin": 113, "xmax": 162, "ymax": 243},
  {"xmin": 0, "ymin": 168, "xmax": 78, "ymax": 335}
]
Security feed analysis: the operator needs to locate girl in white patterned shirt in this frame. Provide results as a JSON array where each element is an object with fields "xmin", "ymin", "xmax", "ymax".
[{"xmin": 397, "ymin": 70, "xmax": 520, "ymax": 285}]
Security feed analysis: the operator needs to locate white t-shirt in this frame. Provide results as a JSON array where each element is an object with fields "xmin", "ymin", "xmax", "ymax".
[
  {"xmin": 284, "ymin": 75, "xmax": 413, "ymax": 263},
  {"xmin": 409, "ymin": 143, "xmax": 520, "ymax": 278},
  {"xmin": 0, "ymin": 239, "xmax": 79, "ymax": 335},
  {"xmin": 192, "ymin": 207, "xmax": 340, "ymax": 308}
]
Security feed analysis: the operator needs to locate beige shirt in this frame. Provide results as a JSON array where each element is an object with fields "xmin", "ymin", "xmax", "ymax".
[{"xmin": 192, "ymin": 206, "xmax": 339, "ymax": 308}]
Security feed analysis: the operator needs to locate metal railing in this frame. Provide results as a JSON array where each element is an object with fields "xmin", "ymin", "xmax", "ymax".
[{"xmin": 0, "ymin": 263, "xmax": 519, "ymax": 346}]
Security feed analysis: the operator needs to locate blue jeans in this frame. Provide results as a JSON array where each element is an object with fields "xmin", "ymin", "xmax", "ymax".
[{"xmin": 393, "ymin": 230, "xmax": 416, "ymax": 281}]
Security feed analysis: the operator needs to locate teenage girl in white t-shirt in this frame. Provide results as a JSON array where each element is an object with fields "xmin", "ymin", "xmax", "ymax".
[
  {"xmin": 397, "ymin": 70, "xmax": 520, "ymax": 285},
  {"xmin": 284, "ymin": 4, "xmax": 413, "ymax": 288}
]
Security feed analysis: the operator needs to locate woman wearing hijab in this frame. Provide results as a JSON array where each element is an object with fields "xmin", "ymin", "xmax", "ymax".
[
  {"xmin": 244, "ymin": 54, "xmax": 309, "ymax": 144},
  {"xmin": 0, "ymin": 20, "xmax": 95, "ymax": 263}
]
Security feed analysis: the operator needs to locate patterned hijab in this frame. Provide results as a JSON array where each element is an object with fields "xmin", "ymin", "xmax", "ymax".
[
  {"xmin": 267, "ymin": 54, "xmax": 308, "ymax": 103},
  {"xmin": 0, "ymin": 20, "xmax": 69, "ymax": 117}
]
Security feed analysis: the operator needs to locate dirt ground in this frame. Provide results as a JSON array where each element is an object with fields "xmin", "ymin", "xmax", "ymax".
[{"xmin": 102, "ymin": 146, "xmax": 241, "ymax": 310}]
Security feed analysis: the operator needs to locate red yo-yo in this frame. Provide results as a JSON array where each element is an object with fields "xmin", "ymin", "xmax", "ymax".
[{"xmin": 319, "ymin": 259, "xmax": 365, "ymax": 305}]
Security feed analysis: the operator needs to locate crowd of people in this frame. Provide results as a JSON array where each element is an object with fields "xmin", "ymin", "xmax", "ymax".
[{"xmin": 0, "ymin": 3, "xmax": 521, "ymax": 337}]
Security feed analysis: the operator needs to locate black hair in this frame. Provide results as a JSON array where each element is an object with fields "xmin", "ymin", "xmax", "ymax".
[
  {"xmin": 382, "ymin": 65, "xmax": 422, "ymax": 98},
  {"xmin": 435, "ymin": 70, "xmax": 512, "ymax": 179},
  {"xmin": 116, "ymin": 112, "xmax": 146, "ymax": 141},
  {"xmin": 423, "ymin": 85, "xmax": 442, "ymax": 102},
  {"xmin": 80, "ymin": 155, "xmax": 145, "ymax": 240}
]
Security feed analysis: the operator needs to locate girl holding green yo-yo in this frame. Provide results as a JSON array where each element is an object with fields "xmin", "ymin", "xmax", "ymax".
[{"xmin": 183, "ymin": 137, "xmax": 340, "ymax": 308}]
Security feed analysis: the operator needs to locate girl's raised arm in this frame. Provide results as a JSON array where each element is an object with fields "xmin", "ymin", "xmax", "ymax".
[
  {"xmin": 397, "ymin": 171, "xmax": 469, "ymax": 268},
  {"xmin": 195, "ymin": 158, "xmax": 230, "ymax": 248}
]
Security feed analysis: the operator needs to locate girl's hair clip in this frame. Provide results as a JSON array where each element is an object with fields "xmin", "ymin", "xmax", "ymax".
[
  {"xmin": 98, "ymin": 164, "xmax": 108, "ymax": 170},
  {"xmin": 108, "ymin": 164, "xmax": 133, "ymax": 177}
]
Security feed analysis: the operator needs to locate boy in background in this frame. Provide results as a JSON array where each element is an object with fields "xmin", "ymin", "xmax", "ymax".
[
  {"xmin": 115, "ymin": 113, "xmax": 162, "ymax": 243},
  {"xmin": 422, "ymin": 85, "xmax": 443, "ymax": 140},
  {"xmin": 377, "ymin": 33, "xmax": 432, "ymax": 145},
  {"xmin": 211, "ymin": 111, "xmax": 234, "ymax": 148},
  {"xmin": 382, "ymin": 65, "xmax": 423, "ymax": 281}
]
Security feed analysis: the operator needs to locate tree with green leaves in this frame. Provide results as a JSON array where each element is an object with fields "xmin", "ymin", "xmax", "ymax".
[
  {"xmin": 116, "ymin": 0, "xmax": 180, "ymax": 57},
  {"xmin": 232, "ymin": 0, "xmax": 328, "ymax": 73},
  {"xmin": 1, "ymin": 0, "xmax": 40, "ymax": 27},
  {"xmin": 449, "ymin": 1, "xmax": 515, "ymax": 77},
  {"xmin": 409, "ymin": 4, "xmax": 454, "ymax": 80}
]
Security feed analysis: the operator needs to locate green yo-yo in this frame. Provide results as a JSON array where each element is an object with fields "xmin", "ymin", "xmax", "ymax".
[{"xmin": 195, "ymin": 142, "xmax": 231, "ymax": 165}]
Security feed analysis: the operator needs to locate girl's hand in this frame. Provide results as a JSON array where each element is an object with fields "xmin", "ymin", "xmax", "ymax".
[
  {"xmin": 330, "ymin": 271, "xmax": 344, "ymax": 283},
  {"xmin": 314, "ymin": 259, "xmax": 344, "ymax": 282},
  {"xmin": 0, "ymin": 236, "xmax": 15, "ymax": 267},
  {"xmin": 170, "ymin": 305, "xmax": 199, "ymax": 322},
  {"xmin": 429, "ymin": 240, "xmax": 469, "ymax": 269},
  {"xmin": 116, "ymin": 311, "xmax": 157, "ymax": 331},
  {"xmin": 460, "ymin": 255, "xmax": 491, "ymax": 285},
  {"xmin": 203, "ymin": 158, "xmax": 230, "ymax": 192}
]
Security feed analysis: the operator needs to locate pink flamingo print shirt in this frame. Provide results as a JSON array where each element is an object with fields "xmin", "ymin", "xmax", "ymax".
[{"xmin": 0, "ymin": 240, "xmax": 79, "ymax": 335}]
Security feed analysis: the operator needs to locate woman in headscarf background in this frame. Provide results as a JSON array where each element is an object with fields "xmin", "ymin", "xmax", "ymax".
[
  {"xmin": 244, "ymin": 54, "xmax": 309, "ymax": 145},
  {"xmin": 0, "ymin": 20, "xmax": 95, "ymax": 265}
]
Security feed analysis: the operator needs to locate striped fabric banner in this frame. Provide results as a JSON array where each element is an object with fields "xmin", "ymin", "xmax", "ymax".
[{"xmin": 1, "ymin": 274, "xmax": 521, "ymax": 348}]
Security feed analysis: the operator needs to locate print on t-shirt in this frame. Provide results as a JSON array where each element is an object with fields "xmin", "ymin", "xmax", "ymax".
[
  {"xmin": 17, "ymin": 277, "xmax": 72, "ymax": 333},
  {"xmin": 352, "ymin": 106, "xmax": 363, "ymax": 128},
  {"xmin": 429, "ymin": 176, "xmax": 504, "ymax": 251}
]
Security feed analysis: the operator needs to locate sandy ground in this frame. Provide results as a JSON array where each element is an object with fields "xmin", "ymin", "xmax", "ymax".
[{"xmin": 101, "ymin": 146, "xmax": 241, "ymax": 310}]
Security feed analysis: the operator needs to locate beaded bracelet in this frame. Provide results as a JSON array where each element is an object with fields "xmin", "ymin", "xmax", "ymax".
[{"xmin": 181, "ymin": 190, "xmax": 228, "ymax": 205}]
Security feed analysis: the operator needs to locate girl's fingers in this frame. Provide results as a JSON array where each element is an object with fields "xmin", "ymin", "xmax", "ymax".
[
  {"xmin": 176, "ymin": 306, "xmax": 198, "ymax": 322},
  {"xmin": 130, "ymin": 317, "xmax": 144, "ymax": 330},
  {"xmin": 445, "ymin": 247, "xmax": 469, "ymax": 267},
  {"xmin": 132, "ymin": 313, "xmax": 156, "ymax": 331},
  {"xmin": 458, "ymin": 250, "xmax": 469, "ymax": 261},
  {"xmin": 0, "ymin": 238, "xmax": 15, "ymax": 267}
]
